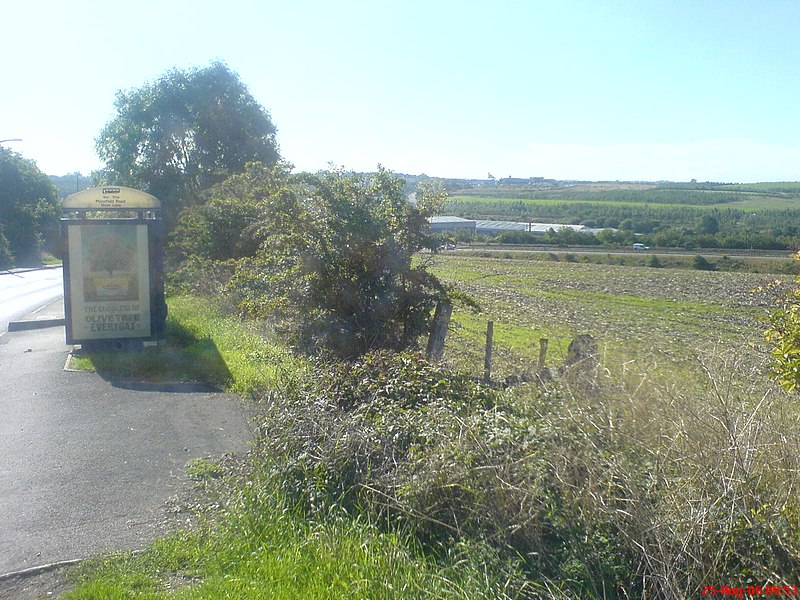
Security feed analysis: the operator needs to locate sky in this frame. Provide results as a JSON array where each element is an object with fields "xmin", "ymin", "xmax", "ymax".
[{"xmin": 2, "ymin": 0, "xmax": 800, "ymax": 182}]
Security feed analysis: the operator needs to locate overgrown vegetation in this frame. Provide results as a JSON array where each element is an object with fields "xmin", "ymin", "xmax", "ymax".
[
  {"xmin": 68, "ymin": 251, "xmax": 800, "ymax": 598},
  {"xmin": 257, "ymin": 350, "xmax": 800, "ymax": 597},
  {"xmin": 764, "ymin": 252, "xmax": 800, "ymax": 392},
  {"xmin": 170, "ymin": 164, "xmax": 454, "ymax": 358},
  {"xmin": 245, "ymin": 254, "xmax": 800, "ymax": 595}
]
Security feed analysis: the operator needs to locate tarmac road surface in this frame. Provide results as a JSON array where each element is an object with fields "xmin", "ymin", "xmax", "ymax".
[
  {"xmin": 0, "ymin": 267, "xmax": 64, "ymax": 336},
  {"xmin": 0, "ymin": 297, "xmax": 253, "ymax": 578}
]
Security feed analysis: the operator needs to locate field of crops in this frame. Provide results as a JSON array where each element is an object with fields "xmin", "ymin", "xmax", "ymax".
[
  {"xmin": 438, "ymin": 182, "xmax": 800, "ymax": 248},
  {"xmin": 428, "ymin": 254, "xmax": 781, "ymax": 383},
  {"xmin": 447, "ymin": 181, "xmax": 800, "ymax": 209}
]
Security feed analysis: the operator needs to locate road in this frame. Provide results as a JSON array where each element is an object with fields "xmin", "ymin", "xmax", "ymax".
[
  {"xmin": 0, "ymin": 267, "xmax": 64, "ymax": 335},
  {"xmin": 0, "ymin": 274, "xmax": 254, "ymax": 584}
]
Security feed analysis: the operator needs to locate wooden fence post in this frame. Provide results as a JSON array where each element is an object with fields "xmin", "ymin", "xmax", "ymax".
[
  {"xmin": 484, "ymin": 320, "xmax": 494, "ymax": 382},
  {"xmin": 538, "ymin": 337, "xmax": 549, "ymax": 371},
  {"xmin": 426, "ymin": 301, "xmax": 453, "ymax": 361}
]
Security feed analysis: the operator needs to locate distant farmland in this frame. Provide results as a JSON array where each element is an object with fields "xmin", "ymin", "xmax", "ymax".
[{"xmin": 438, "ymin": 181, "xmax": 800, "ymax": 249}]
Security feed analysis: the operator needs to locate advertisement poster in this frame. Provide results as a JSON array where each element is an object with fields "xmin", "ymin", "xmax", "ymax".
[{"xmin": 67, "ymin": 223, "xmax": 152, "ymax": 340}]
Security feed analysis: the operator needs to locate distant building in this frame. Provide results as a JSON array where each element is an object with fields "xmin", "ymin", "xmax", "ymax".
[
  {"xmin": 473, "ymin": 220, "xmax": 588, "ymax": 235},
  {"xmin": 497, "ymin": 177, "xmax": 557, "ymax": 186},
  {"xmin": 428, "ymin": 216, "xmax": 603, "ymax": 236},
  {"xmin": 428, "ymin": 216, "xmax": 477, "ymax": 233}
]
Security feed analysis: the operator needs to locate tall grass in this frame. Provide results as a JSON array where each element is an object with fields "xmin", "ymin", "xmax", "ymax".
[
  {"xmin": 166, "ymin": 296, "xmax": 307, "ymax": 398},
  {"xmin": 63, "ymin": 473, "xmax": 525, "ymax": 599},
  {"xmin": 253, "ymin": 348, "xmax": 800, "ymax": 597}
]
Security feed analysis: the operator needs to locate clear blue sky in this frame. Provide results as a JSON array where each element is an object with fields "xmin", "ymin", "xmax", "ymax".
[{"xmin": 3, "ymin": 0, "xmax": 799, "ymax": 182}]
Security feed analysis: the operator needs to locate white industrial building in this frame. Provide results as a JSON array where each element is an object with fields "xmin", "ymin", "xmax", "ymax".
[{"xmin": 429, "ymin": 216, "xmax": 602, "ymax": 236}]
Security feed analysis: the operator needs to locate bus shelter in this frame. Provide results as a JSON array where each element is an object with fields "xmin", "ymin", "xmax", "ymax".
[{"xmin": 61, "ymin": 186, "xmax": 167, "ymax": 350}]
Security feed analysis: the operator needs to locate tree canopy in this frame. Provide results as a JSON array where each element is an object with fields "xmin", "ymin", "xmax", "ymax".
[
  {"xmin": 95, "ymin": 62, "xmax": 279, "ymax": 231},
  {"xmin": 0, "ymin": 148, "xmax": 59, "ymax": 267}
]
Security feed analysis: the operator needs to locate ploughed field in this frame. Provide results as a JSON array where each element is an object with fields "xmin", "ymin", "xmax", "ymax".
[{"xmin": 428, "ymin": 254, "xmax": 780, "ymax": 383}]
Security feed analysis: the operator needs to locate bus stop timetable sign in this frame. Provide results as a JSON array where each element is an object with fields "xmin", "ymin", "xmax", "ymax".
[{"xmin": 62, "ymin": 186, "xmax": 160, "ymax": 210}]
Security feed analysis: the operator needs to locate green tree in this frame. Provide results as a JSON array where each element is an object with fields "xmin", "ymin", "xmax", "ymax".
[
  {"xmin": 169, "ymin": 161, "xmax": 293, "ymax": 264},
  {"xmin": 697, "ymin": 213, "xmax": 720, "ymax": 234},
  {"xmin": 95, "ymin": 62, "xmax": 279, "ymax": 231},
  {"xmin": 0, "ymin": 147, "xmax": 59, "ymax": 267},
  {"xmin": 222, "ymin": 166, "xmax": 451, "ymax": 358}
]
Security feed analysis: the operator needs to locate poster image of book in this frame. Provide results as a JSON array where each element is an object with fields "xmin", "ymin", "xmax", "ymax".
[
  {"xmin": 81, "ymin": 225, "xmax": 139, "ymax": 302},
  {"xmin": 67, "ymin": 223, "xmax": 152, "ymax": 340}
]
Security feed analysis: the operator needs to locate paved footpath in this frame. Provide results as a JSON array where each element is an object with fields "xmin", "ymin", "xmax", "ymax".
[{"xmin": 0, "ymin": 299, "xmax": 253, "ymax": 593}]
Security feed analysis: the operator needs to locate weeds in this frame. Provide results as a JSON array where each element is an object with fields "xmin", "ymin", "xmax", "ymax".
[
  {"xmin": 186, "ymin": 458, "xmax": 225, "ymax": 481},
  {"xmin": 252, "ymin": 347, "xmax": 800, "ymax": 598},
  {"xmin": 65, "ymin": 456, "xmax": 528, "ymax": 599}
]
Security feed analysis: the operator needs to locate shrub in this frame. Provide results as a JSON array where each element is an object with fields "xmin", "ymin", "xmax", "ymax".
[
  {"xmin": 647, "ymin": 254, "xmax": 663, "ymax": 268},
  {"xmin": 172, "ymin": 166, "xmax": 456, "ymax": 359},
  {"xmin": 225, "ymin": 168, "xmax": 452, "ymax": 358},
  {"xmin": 257, "ymin": 352, "xmax": 644, "ymax": 594},
  {"xmin": 692, "ymin": 254, "xmax": 717, "ymax": 271}
]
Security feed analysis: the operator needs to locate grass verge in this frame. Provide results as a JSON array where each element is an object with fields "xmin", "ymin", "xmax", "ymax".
[
  {"xmin": 62, "ymin": 296, "xmax": 527, "ymax": 599},
  {"xmin": 63, "ymin": 475, "xmax": 522, "ymax": 599},
  {"xmin": 67, "ymin": 296, "xmax": 306, "ymax": 399}
]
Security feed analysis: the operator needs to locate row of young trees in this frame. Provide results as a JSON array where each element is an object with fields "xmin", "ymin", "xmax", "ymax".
[{"xmin": 445, "ymin": 197, "xmax": 800, "ymax": 251}]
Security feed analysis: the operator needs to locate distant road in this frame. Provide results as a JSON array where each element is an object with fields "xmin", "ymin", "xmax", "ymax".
[{"xmin": 0, "ymin": 267, "xmax": 64, "ymax": 335}]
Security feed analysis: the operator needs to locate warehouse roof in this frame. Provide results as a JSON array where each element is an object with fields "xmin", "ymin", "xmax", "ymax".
[{"xmin": 428, "ymin": 216, "xmax": 605, "ymax": 236}]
